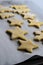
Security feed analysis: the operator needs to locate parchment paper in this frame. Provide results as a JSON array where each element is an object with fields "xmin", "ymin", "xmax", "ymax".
[{"xmin": 0, "ymin": 0, "xmax": 43, "ymax": 65}]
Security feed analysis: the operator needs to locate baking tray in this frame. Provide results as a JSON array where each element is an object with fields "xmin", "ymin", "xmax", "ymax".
[
  {"xmin": 0, "ymin": 0, "xmax": 43, "ymax": 65},
  {"xmin": 16, "ymin": 55, "xmax": 43, "ymax": 65}
]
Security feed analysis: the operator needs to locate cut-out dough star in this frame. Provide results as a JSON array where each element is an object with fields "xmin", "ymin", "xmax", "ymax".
[
  {"xmin": 15, "ymin": 9, "xmax": 30, "ymax": 14},
  {"xmin": 28, "ymin": 19, "xmax": 43, "ymax": 28},
  {"xmin": 10, "ymin": 5, "xmax": 30, "ymax": 14},
  {"xmin": 0, "ymin": 13, "xmax": 14, "ymax": 19},
  {"xmin": 0, "ymin": 7, "xmax": 15, "ymax": 13},
  {"xmin": 21, "ymin": 13, "xmax": 35, "ymax": 20},
  {"xmin": 6, "ymin": 27, "xmax": 28, "ymax": 40},
  {"xmin": 33, "ymin": 31, "xmax": 43, "ymax": 41},
  {"xmin": 18, "ymin": 40, "xmax": 38, "ymax": 53},
  {"xmin": 10, "ymin": 5, "xmax": 28, "ymax": 9},
  {"xmin": 7, "ymin": 18, "xmax": 23, "ymax": 27}
]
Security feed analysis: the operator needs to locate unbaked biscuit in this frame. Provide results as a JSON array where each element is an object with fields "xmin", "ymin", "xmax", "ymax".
[
  {"xmin": 6, "ymin": 27, "xmax": 28, "ymax": 40},
  {"xmin": 18, "ymin": 40, "xmax": 38, "ymax": 53},
  {"xmin": 15, "ymin": 9, "xmax": 30, "ymax": 14},
  {"xmin": 0, "ymin": 7, "xmax": 15, "ymax": 13},
  {"xmin": 28, "ymin": 19, "xmax": 43, "ymax": 28},
  {"xmin": 7, "ymin": 18, "xmax": 23, "ymax": 27},
  {"xmin": 0, "ymin": 13, "xmax": 14, "ymax": 19},
  {"xmin": 21, "ymin": 13, "xmax": 35, "ymax": 20},
  {"xmin": 33, "ymin": 31, "xmax": 43, "ymax": 41},
  {"xmin": 10, "ymin": 5, "xmax": 28, "ymax": 9}
]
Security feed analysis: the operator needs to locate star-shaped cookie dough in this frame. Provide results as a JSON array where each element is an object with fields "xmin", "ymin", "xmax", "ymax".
[
  {"xmin": 10, "ymin": 5, "xmax": 28, "ymax": 9},
  {"xmin": 15, "ymin": 9, "xmax": 30, "ymax": 14},
  {"xmin": 10, "ymin": 5, "xmax": 30, "ymax": 14},
  {"xmin": 7, "ymin": 18, "xmax": 23, "ymax": 27},
  {"xmin": 0, "ymin": 7, "xmax": 15, "ymax": 13},
  {"xmin": 6, "ymin": 27, "xmax": 28, "ymax": 40},
  {"xmin": 33, "ymin": 31, "xmax": 43, "ymax": 41},
  {"xmin": 21, "ymin": 13, "xmax": 35, "ymax": 20},
  {"xmin": 18, "ymin": 40, "xmax": 38, "ymax": 53},
  {"xmin": 0, "ymin": 13, "xmax": 14, "ymax": 19},
  {"xmin": 28, "ymin": 19, "xmax": 43, "ymax": 28}
]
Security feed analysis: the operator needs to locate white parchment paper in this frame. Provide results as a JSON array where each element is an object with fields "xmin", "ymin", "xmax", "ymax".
[{"xmin": 0, "ymin": 0, "xmax": 43, "ymax": 65}]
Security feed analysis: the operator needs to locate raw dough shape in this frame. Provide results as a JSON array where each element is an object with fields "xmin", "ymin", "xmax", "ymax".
[
  {"xmin": 6, "ymin": 27, "xmax": 28, "ymax": 40},
  {"xmin": 15, "ymin": 9, "xmax": 30, "ymax": 14},
  {"xmin": 0, "ymin": 7, "xmax": 15, "ymax": 13},
  {"xmin": 7, "ymin": 18, "xmax": 23, "ymax": 27},
  {"xmin": 28, "ymin": 19, "xmax": 43, "ymax": 28},
  {"xmin": 18, "ymin": 40, "xmax": 38, "ymax": 53},
  {"xmin": 10, "ymin": 5, "xmax": 28, "ymax": 9},
  {"xmin": 21, "ymin": 13, "xmax": 35, "ymax": 20},
  {"xmin": 33, "ymin": 31, "xmax": 43, "ymax": 41},
  {"xmin": 0, "ymin": 13, "xmax": 14, "ymax": 19}
]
